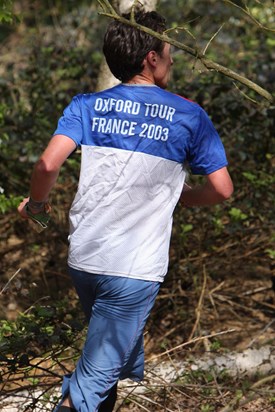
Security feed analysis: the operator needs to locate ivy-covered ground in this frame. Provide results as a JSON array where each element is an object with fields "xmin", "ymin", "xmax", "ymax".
[{"xmin": 0, "ymin": 1, "xmax": 274, "ymax": 411}]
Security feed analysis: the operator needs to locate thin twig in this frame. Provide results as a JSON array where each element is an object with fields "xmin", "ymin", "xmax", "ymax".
[
  {"xmin": 212, "ymin": 293, "xmax": 260, "ymax": 315},
  {"xmin": 248, "ymin": 319, "xmax": 275, "ymax": 347},
  {"xmin": 219, "ymin": 374, "xmax": 275, "ymax": 412},
  {"xmin": 223, "ymin": 0, "xmax": 275, "ymax": 33},
  {"xmin": 132, "ymin": 392, "xmax": 175, "ymax": 412},
  {"xmin": 203, "ymin": 23, "xmax": 225, "ymax": 55},
  {"xmin": 0, "ymin": 268, "xmax": 21, "ymax": 295},
  {"xmin": 23, "ymin": 296, "xmax": 51, "ymax": 314},
  {"xmin": 251, "ymin": 298, "xmax": 275, "ymax": 311},
  {"xmin": 233, "ymin": 81, "xmax": 258, "ymax": 104},
  {"xmin": 242, "ymin": 285, "xmax": 272, "ymax": 296},
  {"xmin": 130, "ymin": 0, "xmax": 140, "ymax": 22},
  {"xmin": 209, "ymin": 281, "xmax": 226, "ymax": 294},
  {"xmin": 189, "ymin": 264, "xmax": 207, "ymax": 340},
  {"xmin": 162, "ymin": 320, "xmax": 187, "ymax": 339},
  {"xmin": 125, "ymin": 397, "xmax": 151, "ymax": 411},
  {"xmin": 147, "ymin": 328, "xmax": 236, "ymax": 362},
  {"xmin": 165, "ymin": 25, "xmax": 196, "ymax": 40}
]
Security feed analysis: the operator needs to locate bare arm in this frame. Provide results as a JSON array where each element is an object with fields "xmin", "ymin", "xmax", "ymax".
[
  {"xmin": 180, "ymin": 167, "xmax": 233, "ymax": 207},
  {"xmin": 18, "ymin": 134, "xmax": 77, "ymax": 218}
]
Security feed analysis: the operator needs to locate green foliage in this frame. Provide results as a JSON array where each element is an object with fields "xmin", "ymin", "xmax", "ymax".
[
  {"xmin": 169, "ymin": 0, "xmax": 274, "ymax": 290},
  {"xmin": 180, "ymin": 223, "xmax": 194, "ymax": 243},
  {"xmin": 0, "ymin": 0, "xmax": 13, "ymax": 23},
  {"xmin": 0, "ymin": 193, "xmax": 22, "ymax": 213},
  {"xmin": 209, "ymin": 339, "xmax": 222, "ymax": 351},
  {"xmin": 229, "ymin": 207, "xmax": 248, "ymax": 222},
  {"xmin": 265, "ymin": 248, "xmax": 275, "ymax": 259},
  {"xmin": 0, "ymin": 298, "xmax": 85, "ymax": 410},
  {"xmin": 0, "ymin": 300, "xmax": 84, "ymax": 356},
  {"xmin": 211, "ymin": 216, "xmax": 225, "ymax": 234},
  {"xmin": 0, "ymin": 1, "xmax": 102, "ymax": 197},
  {"xmin": 200, "ymin": 404, "xmax": 214, "ymax": 412}
]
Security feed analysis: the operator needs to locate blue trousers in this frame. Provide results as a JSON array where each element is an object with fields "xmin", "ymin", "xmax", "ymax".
[{"xmin": 57, "ymin": 268, "xmax": 160, "ymax": 412}]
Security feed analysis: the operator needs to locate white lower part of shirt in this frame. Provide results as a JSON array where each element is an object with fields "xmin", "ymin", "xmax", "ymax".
[{"xmin": 68, "ymin": 145, "xmax": 186, "ymax": 282}]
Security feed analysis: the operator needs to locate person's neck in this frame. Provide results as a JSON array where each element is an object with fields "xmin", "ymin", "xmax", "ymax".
[{"xmin": 126, "ymin": 73, "xmax": 155, "ymax": 85}]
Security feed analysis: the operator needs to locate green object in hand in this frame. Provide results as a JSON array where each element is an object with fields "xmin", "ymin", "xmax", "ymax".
[{"xmin": 25, "ymin": 204, "xmax": 51, "ymax": 229}]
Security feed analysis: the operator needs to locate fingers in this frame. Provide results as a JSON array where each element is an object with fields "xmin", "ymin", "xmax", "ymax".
[
  {"xmin": 44, "ymin": 202, "xmax": 52, "ymax": 214},
  {"xmin": 17, "ymin": 197, "xmax": 30, "ymax": 219}
]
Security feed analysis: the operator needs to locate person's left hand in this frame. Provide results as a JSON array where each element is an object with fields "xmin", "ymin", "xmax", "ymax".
[{"xmin": 17, "ymin": 197, "xmax": 30, "ymax": 219}]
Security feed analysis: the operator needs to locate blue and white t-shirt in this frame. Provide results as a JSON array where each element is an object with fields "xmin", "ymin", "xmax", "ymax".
[{"xmin": 54, "ymin": 84, "xmax": 227, "ymax": 282}]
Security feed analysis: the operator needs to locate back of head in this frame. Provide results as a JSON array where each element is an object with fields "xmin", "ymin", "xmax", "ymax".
[{"xmin": 103, "ymin": 10, "xmax": 167, "ymax": 83}]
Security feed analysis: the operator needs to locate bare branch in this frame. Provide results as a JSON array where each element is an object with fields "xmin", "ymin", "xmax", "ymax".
[
  {"xmin": 98, "ymin": 0, "xmax": 119, "ymax": 16},
  {"xmin": 233, "ymin": 81, "xmax": 258, "ymax": 104},
  {"xmin": 147, "ymin": 328, "xmax": 237, "ymax": 362},
  {"xmin": 188, "ymin": 264, "xmax": 208, "ymax": 340},
  {"xmin": 0, "ymin": 268, "xmax": 21, "ymax": 296},
  {"xmin": 165, "ymin": 25, "xmax": 196, "ymax": 40},
  {"xmin": 203, "ymin": 23, "xmax": 225, "ymax": 55},
  {"xmin": 223, "ymin": 0, "xmax": 275, "ymax": 33},
  {"xmin": 97, "ymin": 0, "xmax": 273, "ymax": 103},
  {"xmin": 219, "ymin": 374, "xmax": 275, "ymax": 412},
  {"xmin": 130, "ymin": 0, "xmax": 141, "ymax": 22}
]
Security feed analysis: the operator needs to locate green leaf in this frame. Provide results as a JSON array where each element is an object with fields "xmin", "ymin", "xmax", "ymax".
[{"xmin": 229, "ymin": 207, "xmax": 248, "ymax": 221}]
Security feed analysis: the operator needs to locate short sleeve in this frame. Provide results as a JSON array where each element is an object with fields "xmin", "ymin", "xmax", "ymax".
[
  {"xmin": 187, "ymin": 107, "xmax": 228, "ymax": 175},
  {"xmin": 53, "ymin": 95, "xmax": 83, "ymax": 146}
]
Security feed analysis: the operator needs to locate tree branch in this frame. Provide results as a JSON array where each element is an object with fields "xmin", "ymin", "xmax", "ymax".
[
  {"xmin": 223, "ymin": 0, "xmax": 275, "ymax": 33},
  {"xmin": 97, "ymin": 0, "xmax": 273, "ymax": 104}
]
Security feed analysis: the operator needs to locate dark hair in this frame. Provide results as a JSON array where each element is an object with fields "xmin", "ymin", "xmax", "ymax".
[{"xmin": 103, "ymin": 11, "xmax": 167, "ymax": 82}]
